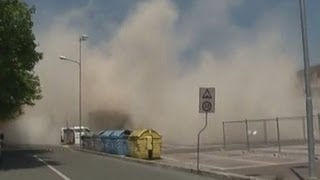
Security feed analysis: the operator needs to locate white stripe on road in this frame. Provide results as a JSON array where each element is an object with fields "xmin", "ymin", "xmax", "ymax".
[
  {"xmin": 162, "ymin": 155, "xmax": 307, "ymax": 171},
  {"xmin": 219, "ymin": 160, "xmax": 307, "ymax": 170},
  {"xmin": 201, "ymin": 153, "xmax": 277, "ymax": 165},
  {"xmin": 161, "ymin": 156, "xmax": 226, "ymax": 171},
  {"xmin": 33, "ymin": 155, "xmax": 71, "ymax": 180}
]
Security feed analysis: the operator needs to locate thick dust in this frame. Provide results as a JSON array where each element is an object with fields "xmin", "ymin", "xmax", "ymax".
[{"xmin": 3, "ymin": 0, "xmax": 305, "ymax": 145}]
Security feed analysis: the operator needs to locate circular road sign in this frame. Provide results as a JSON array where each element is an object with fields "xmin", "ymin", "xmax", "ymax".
[{"xmin": 202, "ymin": 101, "xmax": 212, "ymax": 112}]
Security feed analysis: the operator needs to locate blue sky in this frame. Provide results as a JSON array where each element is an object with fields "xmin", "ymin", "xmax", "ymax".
[{"xmin": 24, "ymin": 0, "xmax": 320, "ymax": 67}]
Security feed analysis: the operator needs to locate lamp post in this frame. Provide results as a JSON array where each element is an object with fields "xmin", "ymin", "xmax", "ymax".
[
  {"xmin": 59, "ymin": 34, "xmax": 88, "ymax": 148},
  {"xmin": 298, "ymin": 1, "xmax": 316, "ymax": 179}
]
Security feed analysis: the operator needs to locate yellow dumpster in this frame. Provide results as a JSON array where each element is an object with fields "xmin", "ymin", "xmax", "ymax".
[{"xmin": 128, "ymin": 129, "xmax": 162, "ymax": 159}]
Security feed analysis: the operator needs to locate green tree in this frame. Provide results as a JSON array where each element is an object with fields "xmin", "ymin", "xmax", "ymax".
[{"xmin": 0, "ymin": 0, "xmax": 42, "ymax": 121}]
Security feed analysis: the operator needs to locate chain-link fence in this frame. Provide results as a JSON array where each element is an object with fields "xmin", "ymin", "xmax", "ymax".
[{"xmin": 222, "ymin": 115, "xmax": 320, "ymax": 152}]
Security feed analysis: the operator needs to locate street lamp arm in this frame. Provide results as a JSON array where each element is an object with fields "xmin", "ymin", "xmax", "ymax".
[{"xmin": 59, "ymin": 56, "xmax": 80, "ymax": 65}]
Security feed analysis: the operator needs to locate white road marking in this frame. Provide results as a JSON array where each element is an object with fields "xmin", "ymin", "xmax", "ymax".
[
  {"xmin": 163, "ymin": 155, "xmax": 308, "ymax": 171},
  {"xmin": 161, "ymin": 156, "xmax": 226, "ymax": 170},
  {"xmin": 221, "ymin": 160, "xmax": 308, "ymax": 170},
  {"xmin": 201, "ymin": 153, "xmax": 278, "ymax": 165},
  {"xmin": 161, "ymin": 156, "xmax": 180, "ymax": 162},
  {"xmin": 33, "ymin": 155, "xmax": 71, "ymax": 180},
  {"xmin": 163, "ymin": 144, "xmax": 219, "ymax": 149}
]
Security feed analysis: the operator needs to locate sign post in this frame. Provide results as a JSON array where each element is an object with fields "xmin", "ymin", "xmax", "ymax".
[{"xmin": 197, "ymin": 87, "xmax": 215, "ymax": 173}]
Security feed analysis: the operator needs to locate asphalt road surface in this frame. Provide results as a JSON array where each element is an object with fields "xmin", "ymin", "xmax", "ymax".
[{"xmin": 0, "ymin": 145, "xmax": 216, "ymax": 180}]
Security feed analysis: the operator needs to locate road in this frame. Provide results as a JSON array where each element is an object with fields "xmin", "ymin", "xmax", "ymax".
[{"xmin": 0, "ymin": 145, "xmax": 216, "ymax": 180}]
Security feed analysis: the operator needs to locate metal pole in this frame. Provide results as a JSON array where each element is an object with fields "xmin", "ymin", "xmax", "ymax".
[
  {"xmin": 303, "ymin": 117, "xmax": 306, "ymax": 142},
  {"xmin": 245, "ymin": 119, "xmax": 250, "ymax": 151},
  {"xmin": 263, "ymin": 120, "xmax": 267, "ymax": 144},
  {"xmin": 318, "ymin": 114, "xmax": 320, "ymax": 142},
  {"xmin": 222, "ymin": 122, "xmax": 226, "ymax": 149},
  {"xmin": 276, "ymin": 117, "xmax": 281, "ymax": 153},
  {"xmin": 79, "ymin": 38, "xmax": 82, "ymax": 148},
  {"xmin": 72, "ymin": 122, "xmax": 74, "ymax": 143},
  {"xmin": 298, "ymin": 0, "xmax": 316, "ymax": 178},
  {"xmin": 197, "ymin": 112, "xmax": 208, "ymax": 173}
]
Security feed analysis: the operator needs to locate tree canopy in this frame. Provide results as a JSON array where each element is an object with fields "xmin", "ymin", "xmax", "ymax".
[{"xmin": 0, "ymin": 0, "xmax": 42, "ymax": 121}]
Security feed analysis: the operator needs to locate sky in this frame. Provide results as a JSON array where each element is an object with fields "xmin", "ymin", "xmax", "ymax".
[
  {"xmin": 24, "ymin": 0, "xmax": 320, "ymax": 66},
  {"xmin": 6, "ymin": 0, "xmax": 320, "ymax": 145}
]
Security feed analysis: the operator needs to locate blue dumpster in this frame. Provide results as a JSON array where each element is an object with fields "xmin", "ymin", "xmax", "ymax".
[
  {"xmin": 100, "ymin": 130, "xmax": 114, "ymax": 153},
  {"xmin": 82, "ymin": 132, "xmax": 95, "ymax": 150},
  {"xmin": 88, "ymin": 134, "xmax": 94, "ymax": 150},
  {"xmin": 110, "ymin": 130, "xmax": 131, "ymax": 155},
  {"xmin": 93, "ymin": 132, "xmax": 104, "ymax": 152}
]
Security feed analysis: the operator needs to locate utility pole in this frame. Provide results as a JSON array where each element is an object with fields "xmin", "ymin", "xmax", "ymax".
[{"xmin": 298, "ymin": 0, "xmax": 316, "ymax": 179}]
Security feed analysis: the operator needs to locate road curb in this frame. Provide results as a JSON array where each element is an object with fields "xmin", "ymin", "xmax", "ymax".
[{"xmin": 71, "ymin": 146, "xmax": 268, "ymax": 180}]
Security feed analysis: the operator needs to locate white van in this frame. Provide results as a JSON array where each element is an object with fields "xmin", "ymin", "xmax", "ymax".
[
  {"xmin": 60, "ymin": 128, "xmax": 75, "ymax": 144},
  {"xmin": 72, "ymin": 126, "xmax": 90, "ymax": 145},
  {"xmin": 60, "ymin": 126, "xmax": 90, "ymax": 145}
]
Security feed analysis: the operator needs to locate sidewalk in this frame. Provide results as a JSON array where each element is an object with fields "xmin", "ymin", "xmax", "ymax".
[
  {"xmin": 162, "ymin": 143, "xmax": 320, "ymax": 180},
  {"xmin": 72, "ymin": 143, "xmax": 320, "ymax": 180}
]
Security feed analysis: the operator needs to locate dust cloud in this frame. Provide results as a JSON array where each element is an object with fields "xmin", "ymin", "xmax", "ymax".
[{"xmin": 3, "ymin": 0, "xmax": 305, "ymax": 145}]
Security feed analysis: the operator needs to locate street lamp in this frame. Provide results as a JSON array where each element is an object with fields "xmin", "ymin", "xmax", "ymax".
[
  {"xmin": 59, "ymin": 34, "xmax": 88, "ymax": 148},
  {"xmin": 80, "ymin": 34, "xmax": 88, "ymax": 41},
  {"xmin": 298, "ymin": 0, "xmax": 316, "ymax": 179}
]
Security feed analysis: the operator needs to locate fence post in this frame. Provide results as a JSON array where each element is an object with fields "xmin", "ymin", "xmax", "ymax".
[
  {"xmin": 318, "ymin": 114, "xmax": 320, "ymax": 142},
  {"xmin": 245, "ymin": 119, "xmax": 250, "ymax": 151},
  {"xmin": 303, "ymin": 117, "xmax": 306, "ymax": 142},
  {"xmin": 263, "ymin": 120, "xmax": 267, "ymax": 144},
  {"xmin": 222, "ymin": 122, "xmax": 226, "ymax": 149},
  {"xmin": 276, "ymin": 117, "xmax": 281, "ymax": 153}
]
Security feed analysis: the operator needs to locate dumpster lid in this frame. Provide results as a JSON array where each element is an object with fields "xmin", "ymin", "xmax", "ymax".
[
  {"xmin": 129, "ymin": 129, "xmax": 161, "ymax": 138},
  {"xmin": 91, "ymin": 130, "xmax": 104, "ymax": 137},
  {"xmin": 100, "ymin": 130, "xmax": 114, "ymax": 137},
  {"xmin": 97, "ymin": 130, "xmax": 106, "ymax": 135},
  {"xmin": 110, "ymin": 130, "xmax": 131, "ymax": 138}
]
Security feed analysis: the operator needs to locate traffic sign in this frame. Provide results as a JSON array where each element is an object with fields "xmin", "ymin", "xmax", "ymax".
[
  {"xmin": 199, "ymin": 87, "xmax": 215, "ymax": 113},
  {"xmin": 197, "ymin": 87, "xmax": 215, "ymax": 172}
]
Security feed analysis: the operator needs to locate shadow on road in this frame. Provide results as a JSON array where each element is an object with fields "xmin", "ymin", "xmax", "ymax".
[{"xmin": 0, "ymin": 145, "xmax": 61, "ymax": 171}]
